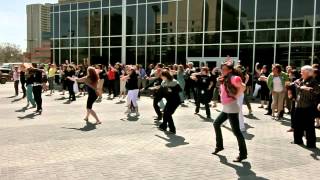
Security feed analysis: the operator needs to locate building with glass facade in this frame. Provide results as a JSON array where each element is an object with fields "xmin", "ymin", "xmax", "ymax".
[{"xmin": 50, "ymin": 0, "xmax": 320, "ymax": 69}]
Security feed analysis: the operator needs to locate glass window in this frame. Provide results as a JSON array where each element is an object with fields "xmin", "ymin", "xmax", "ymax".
[
  {"xmin": 71, "ymin": 49, "xmax": 77, "ymax": 63},
  {"xmin": 54, "ymin": 5, "xmax": 59, "ymax": 12},
  {"xmin": 54, "ymin": 13, "xmax": 59, "ymax": 38},
  {"xmin": 147, "ymin": 47, "xmax": 160, "ymax": 65},
  {"xmin": 222, "ymin": 32, "xmax": 237, "ymax": 43},
  {"xmin": 60, "ymin": 12, "xmax": 70, "ymax": 38},
  {"xmin": 127, "ymin": 0, "xmax": 137, "ymax": 5},
  {"xmin": 60, "ymin": 39, "xmax": 70, "ymax": 48},
  {"xmin": 314, "ymin": 44, "xmax": 320, "ymax": 63},
  {"xmin": 137, "ymin": 47, "xmax": 145, "ymax": 66},
  {"xmin": 177, "ymin": 46, "xmax": 186, "ymax": 64},
  {"xmin": 239, "ymin": 45, "xmax": 253, "ymax": 67},
  {"xmin": 71, "ymin": 3, "xmax": 77, "ymax": 10},
  {"xmin": 147, "ymin": 3, "xmax": 161, "ymax": 34},
  {"xmin": 54, "ymin": 49, "xmax": 59, "ymax": 65},
  {"xmin": 188, "ymin": 46, "xmax": 202, "ymax": 57},
  {"xmin": 277, "ymin": 29, "xmax": 290, "ymax": 42},
  {"xmin": 110, "ymin": 7, "xmax": 122, "ymax": 35},
  {"xmin": 137, "ymin": 35, "xmax": 145, "ymax": 46},
  {"xmin": 90, "ymin": 48, "xmax": 100, "ymax": 59},
  {"xmin": 78, "ymin": 10, "xmax": 89, "ymax": 37},
  {"xmin": 127, "ymin": 5, "xmax": 137, "ymax": 35},
  {"xmin": 277, "ymin": 0, "xmax": 291, "ymax": 28},
  {"xmin": 71, "ymin": 11, "xmax": 77, "ymax": 37},
  {"xmin": 177, "ymin": 0, "xmax": 188, "ymax": 32},
  {"xmin": 240, "ymin": 0, "xmax": 255, "ymax": 30},
  {"xmin": 256, "ymin": 0, "xmax": 276, "ymax": 29},
  {"xmin": 240, "ymin": 31, "xmax": 253, "ymax": 43},
  {"xmin": 221, "ymin": 45, "xmax": 237, "ymax": 57},
  {"xmin": 162, "ymin": 46, "xmax": 176, "ymax": 65},
  {"xmin": 54, "ymin": 39, "xmax": 59, "ymax": 47},
  {"xmin": 70, "ymin": 38, "xmax": 77, "ymax": 47},
  {"xmin": 290, "ymin": 43, "xmax": 312, "ymax": 66},
  {"xmin": 111, "ymin": 0, "xmax": 122, "ymax": 6},
  {"xmin": 102, "ymin": 37, "xmax": 109, "ymax": 46},
  {"xmin": 110, "ymin": 37, "xmax": 122, "ymax": 46},
  {"xmin": 60, "ymin": 4, "xmax": 70, "ymax": 11},
  {"xmin": 189, "ymin": 0, "xmax": 203, "ymax": 32},
  {"xmin": 204, "ymin": 45, "xmax": 219, "ymax": 57},
  {"xmin": 127, "ymin": 36, "xmax": 136, "ymax": 46},
  {"xmin": 78, "ymin": 38, "xmax": 88, "ymax": 47},
  {"xmin": 78, "ymin": 48, "xmax": 89, "ymax": 64},
  {"xmin": 316, "ymin": 28, "xmax": 320, "ymax": 41},
  {"xmin": 177, "ymin": 34, "xmax": 187, "ymax": 45},
  {"xmin": 256, "ymin": 30, "xmax": 275, "ymax": 43},
  {"xmin": 205, "ymin": 32, "xmax": 220, "ymax": 44},
  {"xmin": 102, "ymin": 48, "xmax": 109, "ymax": 63},
  {"xmin": 162, "ymin": 1, "xmax": 176, "ymax": 33},
  {"xmin": 127, "ymin": 47, "xmax": 136, "ymax": 65},
  {"xmin": 61, "ymin": 49, "xmax": 70, "ymax": 63},
  {"xmin": 292, "ymin": 0, "xmax": 314, "ymax": 27},
  {"xmin": 90, "ymin": 9, "xmax": 101, "ymax": 36},
  {"xmin": 222, "ymin": 0, "xmax": 239, "ymax": 30},
  {"xmin": 90, "ymin": 1, "xmax": 101, "ymax": 8},
  {"xmin": 138, "ymin": 4, "xmax": 146, "ymax": 34},
  {"xmin": 255, "ymin": 44, "xmax": 274, "ymax": 66},
  {"xmin": 291, "ymin": 29, "xmax": 313, "ymax": 42},
  {"xmin": 317, "ymin": 1, "xmax": 320, "ymax": 26},
  {"xmin": 90, "ymin": 38, "xmax": 100, "ymax": 47},
  {"xmin": 205, "ymin": 0, "xmax": 221, "ymax": 31},
  {"xmin": 79, "ymin": 2, "xmax": 89, "ymax": 9},
  {"xmin": 110, "ymin": 48, "xmax": 121, "ymax": 65},
  {"xmin": 102, "ymin": 0, "xmax": 109, "ymax": 7},
  {"xmin": 188, "ymin": 33, "xmax": 203, "ymax": 44},
  {"xmin": 102, "ymin": 8, "xmax": 109, "ymax": 36},
  {"xmin": 162, "ymin": 34, "xmax": 176, "ymax": 45},
  {"xmin": 147, "ymin": 35, "xmax": 160, "ymax": 45},
  {"xmin": 275, "ymin": 44, "xmax": 289, "ymax": 65}
]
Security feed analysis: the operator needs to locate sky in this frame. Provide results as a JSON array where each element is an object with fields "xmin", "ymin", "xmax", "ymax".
[{"xmin": 0, "ymin": 0, "xmax": 57, "ymax": 52}]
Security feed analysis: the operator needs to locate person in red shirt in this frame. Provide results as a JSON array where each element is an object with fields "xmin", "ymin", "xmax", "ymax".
[{"xmin": 107, "ymin": 65, "xmax": 116, "ymax": 99}]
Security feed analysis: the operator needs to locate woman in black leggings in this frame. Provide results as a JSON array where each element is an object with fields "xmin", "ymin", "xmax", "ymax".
[{"xmin": 68, "ymin": 67, "xmax": 102, "ymax": 125}]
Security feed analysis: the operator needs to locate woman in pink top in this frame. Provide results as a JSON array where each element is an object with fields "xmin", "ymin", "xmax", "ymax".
[{"xmin": 212, "ymin": 61, "xmax": 248, "ymax": 163}]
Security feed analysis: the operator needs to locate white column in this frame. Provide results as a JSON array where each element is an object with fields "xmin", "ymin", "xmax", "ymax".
[
  {"xmin": 121, "ymin": 0, "xmax": 127, "ymax": 64},
  {"xmin": 288, "ymin": 0, "xmax": 293, "ymax": 66},
  {"xmin": 311, "ymin": 0, "xmax": 317, "ymax": 64}
]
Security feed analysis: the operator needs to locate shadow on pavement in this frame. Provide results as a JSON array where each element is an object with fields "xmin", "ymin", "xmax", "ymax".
[
  {"xmin": 17, "ymin": 112, "xmax": 39, "ymax": 120},
  {"xmin": 115, "ymin": 100, "xmax": 126, "ymax": 104},
  {"xmin": 195, "ymin": 113, "xmax": 213, "ymax": 122},
  {"xmin": 7, "ymin": 95, "xmax": 16, "ymax": 98},
  {"xmin": 244, "ymin": 114, "xmax": 260, "ymax": 120},
  {"xmin": 298, "ymin": 144, "xmax": 320, "ymax": 160},
  {"xmin": 11, "ymin": 98, "xmax": 24, "ymax": 103},
  {"xmin": 222, "ymin": 124, "xmax": 255, "ymax": 140},
  {"xmin": 215, "ymin": 154, "xmax": 269, "ymax": 180},
  {"xmin": 55, "ymin": 97, "xmax": 67, "ymax": 101},
  {"xmin": 15, "ymin": 106, "xmax": 28, "ymax": 113},
  {"xmin": 120, "ymin": 114, "xmax": 139, "ymax": 122},
  {"xmin": 62, "ymin": 121, "xmax": 97, "ymax": 132},
  {"xmin": 155, "ymin": 133, "xmax": 189, "ymax": 148}
]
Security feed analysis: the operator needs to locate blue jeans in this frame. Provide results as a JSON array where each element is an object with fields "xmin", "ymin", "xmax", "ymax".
[{"xmin": 26, "ymin": 85, "xmax": 36, "ymax": 106}]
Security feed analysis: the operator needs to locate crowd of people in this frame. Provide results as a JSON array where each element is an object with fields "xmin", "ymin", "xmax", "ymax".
[{"xmin": 9, "ymin": 56, "xmax": 320, "ymax": 162}]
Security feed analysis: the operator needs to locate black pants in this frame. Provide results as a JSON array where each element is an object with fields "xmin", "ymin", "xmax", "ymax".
[
  {"xmin": 213, "ymin": 112, "xmax": 248, "ymax": 157},
  {"xmin": 114, "ymin": 79, "xmax": 120, "ymax": 97},
  {"xmin": 290, "ymin": 101, "xmax": 296, "ymax": 129},
  {"xmin": 108, "ymin": 80, "xmax": 115, "ymax": 95},
  {"xmin": 185, "ymin": 80, "xmax": 196, "ymax": 100},
  {"xmin": 243, "ymin": 93, "xmax": 252, "ymax": 111},
  {"xmin": 32, "ymin": 85, "xmax": 42, "ymax": 111},
  {"xmin": 67, "ymin": 82, "xmax": 75, "ymax": 100},
  {"xmin": 21, "ymin": 82, "xmax": 26, "ymax": 97},
  {"xmin": 267, "ymin": 94, "xmax": 272, "ymax": 114},
  {"xmin": 160, "ymin": 102, "xmax": 180, "ymax": 132},
  {"xmin": 14, "ymin": 80, "xmax": 19, "ymax": 95},
  {"xmin": 153, "ymin": 93, "xmax": 162, "ymax": 118},
  {"xmin": 293, "ymin": 107, "xmax": 316, "ymax": 147},
  {"xmin": 195, "ymin": 101, "xmax": 211, "ymax": 117}
]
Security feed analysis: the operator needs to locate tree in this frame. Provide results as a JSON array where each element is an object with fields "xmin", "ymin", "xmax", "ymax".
[{"xmin": 0, "ymin": 43, "xmax": 23, "ymax": 64}]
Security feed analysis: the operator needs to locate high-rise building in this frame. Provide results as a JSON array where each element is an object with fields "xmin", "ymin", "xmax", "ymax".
[
  {"xmin": 50, "ymin": 0, "xmax": 320, "ymax": 68},
  {"xmin": 26, "ymin": 3, "xmax": 51, "ymax": 62}
]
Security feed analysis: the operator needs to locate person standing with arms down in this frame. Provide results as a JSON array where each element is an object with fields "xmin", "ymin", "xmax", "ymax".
[
  {"xmin": 25, "ymin": 66, "xmax": 36, "ymax": 108},
  {"xmin": 31, "ymin": 64, "xmax": 44, "ymax": 114},
  {"xmin": 12, "ymin": 66, "xmax": 20, "ymax": 96},
  {"xmin": 20, "ymin": 64, "xmax": 27, "ymax": 98},
  {"xmin": 158, "ymin": 70, "xmax": 182, "ymax": 134},
  {"xmin": 212, "ymin": 60, "xmax": 248, "ymax": 163},
  {"xmin": 191, "ymin": 67, "xmax": 213, "ymax": 119},
  {"xmin": 68, "ymin": 67, "xmax": 102, "ymax": 124}
]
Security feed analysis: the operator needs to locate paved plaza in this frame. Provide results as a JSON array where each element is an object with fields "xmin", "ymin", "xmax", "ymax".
[{"xmin": 0, "ymin": 82, "xmax": 319, "ymax": 180}]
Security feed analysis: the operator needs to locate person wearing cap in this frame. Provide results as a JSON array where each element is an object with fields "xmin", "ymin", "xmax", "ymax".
[
  {"xmin": 12, "ymin": 66, "xmax": 20, "ymax": 96},
  {"xmin": 191, "ymin": 67, "xmax": 213, "ymax": 119}
]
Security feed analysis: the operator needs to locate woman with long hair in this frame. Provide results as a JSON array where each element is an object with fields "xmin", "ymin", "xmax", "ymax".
[
  {"xmin": 68, "ymin": 66, "xmax": 102, "ymax": 124},
  {"xmin": 122, "ymin": 66, "xmax": 140, "ymax": 116},
  {"xmin": 212, "ymin": 60, "xmax": 248, "ymax": 162},
  {"xmin": 158, "ymin": 70, "xmax": 182, "ymax": 134}
]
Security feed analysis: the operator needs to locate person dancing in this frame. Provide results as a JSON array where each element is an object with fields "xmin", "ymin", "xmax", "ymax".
[
  {"xmin": 68, "ymin": 67, "xmax": 102, "ymax": 125},
  {"xmin": 212, "ymin": 60, "xmax": 248, "ymax": 163},
  {"xmin": 158, "ymin": 70, "xmax": 182, "ymax": 134},
  {"xmin": 122, "ymin": 66, "xmax": 140, "ymax": 116}
]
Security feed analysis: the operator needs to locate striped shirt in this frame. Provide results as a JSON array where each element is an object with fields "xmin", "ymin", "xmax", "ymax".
[{"xmin": 294, "ymin": 78, "xmax": 320, "ymax": 108}]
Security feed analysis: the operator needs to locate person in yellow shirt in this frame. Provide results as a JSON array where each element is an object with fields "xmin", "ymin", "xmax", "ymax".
[{"xmin": 48, "ymin": 64, "xmax": 57, "ymax": 95}]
